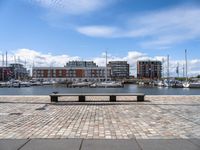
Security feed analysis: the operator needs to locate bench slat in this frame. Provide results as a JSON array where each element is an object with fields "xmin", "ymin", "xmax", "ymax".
[{"xmin": 50, "ymin": 93, "xmax": 145, "ymax": 96}]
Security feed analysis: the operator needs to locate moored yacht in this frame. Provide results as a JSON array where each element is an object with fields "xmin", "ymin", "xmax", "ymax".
[
  {"xmin": 20, "ymin": 81, "xmax": 31, "ymax": 87},
  {"xmin": 183, "ymin": 81, "xmax": 200, "ymax": 88},
  {"xmin": 71, "ymin": 81, "xmax": 92, "ymax": 87},
  {"xmin": 183, "ymin": 81, "xmax": 190, "ymax": 88},
  {"xmin": 94, "ymin": 81, "xmax": 123, "ymax": 88},
  {"xmin": 157, "ymin": 80, "xmax": 164, "ymax": 87}
]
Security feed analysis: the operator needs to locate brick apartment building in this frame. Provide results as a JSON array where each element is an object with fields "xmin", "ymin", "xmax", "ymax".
[{"xmin": 137, "ymin": 61, "xmax": 162, "ymax": 79}]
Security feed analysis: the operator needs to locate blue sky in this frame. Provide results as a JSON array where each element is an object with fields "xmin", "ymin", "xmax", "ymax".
[{"xmin": 0, "ymin": 0, "xmax": 200, "ymax": 76}]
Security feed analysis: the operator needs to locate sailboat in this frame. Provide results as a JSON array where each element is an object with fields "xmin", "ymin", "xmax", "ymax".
[
  {"xmin": 183, "ymin": 80, "xmax": 200, "ymax": 88},
  {"xmin": 95, "ymin": 51, "xmax": 122, "ymax": 88},
  {"xmin": 182, "ymin": 49, "xmax": 190, "ymax": 88},
  {"xmin": 188, "ymin": 82, "xmax": 200, "ymax": 88},
  {"xmin": 182, "ymin": 49, "xmax": 200, "ymax": 88},
  {"xmin": 163, "ymin": 55, "xmax": 171, "ymax": 87},
  {"xmin": 183, "ymin": 81, "xmax": 190, "ymax": 88}
]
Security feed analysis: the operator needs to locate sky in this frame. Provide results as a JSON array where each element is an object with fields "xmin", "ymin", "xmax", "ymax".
[{"xmin": 0, "ymin": 0, "xmax": 200, "ymax": 76}]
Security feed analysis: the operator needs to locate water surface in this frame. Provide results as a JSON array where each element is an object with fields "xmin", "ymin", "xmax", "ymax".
[{"xmin": 0, "ymin": 84, "xmax": 199, "ymax": 95}]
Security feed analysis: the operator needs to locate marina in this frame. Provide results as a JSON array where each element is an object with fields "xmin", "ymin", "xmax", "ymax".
[{"xmin": 1, "ymin": 1, "xmax": 200, "ymax": 150}]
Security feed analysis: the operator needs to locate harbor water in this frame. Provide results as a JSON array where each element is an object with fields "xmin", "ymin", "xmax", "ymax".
[{"xmin": 0, "ymin": 84, "xmax": 199, "ymax": 95}]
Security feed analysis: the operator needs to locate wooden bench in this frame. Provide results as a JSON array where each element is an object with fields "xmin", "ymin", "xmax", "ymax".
[{"xmin": 49, "ymin": 93, "xmax": 145, "ymax": 102}]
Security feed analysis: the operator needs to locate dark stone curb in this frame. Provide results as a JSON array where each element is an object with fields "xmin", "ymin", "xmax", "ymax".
[{"xmin": 0, "ymin": 138, "xmax": 199, "ymax": 150}]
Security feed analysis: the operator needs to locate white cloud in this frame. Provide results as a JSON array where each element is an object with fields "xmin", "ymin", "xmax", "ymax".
[
  {"xmin": 77, "ymin": 26, "xmax": 120, "ymax": 38},
  {"xmin": 76, "ymin": 6, "xmax": 200, "ymax": 48},
  {"xmin": 30, "ymin": 0, "xmax": 115, "ymax": 15},
  {"xmin": 8, "ymin": 48, "xmax": 80, "ymax": 68},
  {"xmin": 27, "ymin": 2, "xmax": 200, "ymax": 49},
  {"xmin": 1, "ymin": 49, "xmax": 200, "ymax": 77}
]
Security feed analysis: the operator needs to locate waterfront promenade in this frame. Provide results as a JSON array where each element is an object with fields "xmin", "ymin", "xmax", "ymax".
[{"xmin": 0, "ymin": 95, "xmax": 200, "ymax": 149}]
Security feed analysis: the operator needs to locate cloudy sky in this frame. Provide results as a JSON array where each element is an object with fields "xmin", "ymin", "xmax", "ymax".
[{"xmin": 0, "ymin": 0, "xmax": 200, "ymax": 76}]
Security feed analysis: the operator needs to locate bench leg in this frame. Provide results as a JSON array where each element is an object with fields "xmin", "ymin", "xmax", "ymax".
[
  {"xmin": 137, "ymin": 96, "xmax": 144, "ymax": 102},
  {"xmin": 79, "ymin": 96, "xmax": 85, "ymax": 102},
  {"xmin": 51, "ymin": 96, "xmax": 58, "ymax": 102},
  {"xmin": 110, "ymin": 96, "xmax": 116, "ymax": 102}
]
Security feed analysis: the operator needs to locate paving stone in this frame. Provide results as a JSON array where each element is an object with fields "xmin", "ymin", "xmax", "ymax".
[
  {"xmin": 0, "ymin": 139, "xmax": 28, "ymax": 150},
  {"xmin": 137, "ymin": 139, "xmax": 200, "ymax": 150},
  {"xmin": 188, "ymin": 139, "xmax": 200, "ymax": 147},
  {"xmin": 81, "ymin": 139, "xmax": 140, "ymax": 150},
  {"xmin": 19, "ymin": 139, "xmax": 82, "ymax": 150}
]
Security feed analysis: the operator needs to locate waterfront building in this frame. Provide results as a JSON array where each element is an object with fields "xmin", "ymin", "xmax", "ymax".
[
  {"xmin": 0, "ymin": 67, "xmax": 12, "ymax": 81},
  {"xmin": 33, "ymin": 61, "xmax": 111, "ymax": 82},
  {"xmin": 32, "ymin": 67, "xmax": 67, "ymax": 82},
  {"xmin": 108, "ymin": 61, "xmax": 129, "ymax": 79},
  {"xmin": 9, "ymin": 63, "xmax": 29, "ymax": 80},
  {"xmin": 0, "ymin": 63, "xmax": 29, "ymax": 81},
  {"xmin": 65, "ymin": 66, "xmax": 111, "ymax": 82},
  {"xmin": 137, "ymin": 60, "xmax": 162, "ymax": 79}
]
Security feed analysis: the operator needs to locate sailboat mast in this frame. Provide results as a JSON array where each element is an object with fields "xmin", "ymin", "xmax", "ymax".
[
  {"xmin": 2, "ymin": 53, "xmax": 4, "ymax": 67},
  {"xmin": 182, "ymin": 49, "xmax": 190, "ymax": 88},
  {"xmin": 185, "ymin": 49, "xmax": 188, "ymax": 79},
  {"xmin": 105, "ymin": 51, "xmax": 107, "ymax": 82},
  {"xmin": 167, "ymin": 55, "xmax": 169, "ymax": 80},
  {"xmin": 2, "ymin": 53, "xmax": 4, "ymax": 81},
  {"xmin": 6, "ymin": 51, "xmax": 7, "ymax": 67},
  {"xmin": 176, "ymin": 62, "xmax": 179, "ymax": 77},
  {"xmin": 162, "ymin": 58, "xmax": 165, "ymax": 78}
]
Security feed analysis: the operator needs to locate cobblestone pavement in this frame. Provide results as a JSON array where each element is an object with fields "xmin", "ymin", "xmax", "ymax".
[{"xmin": 0, "ymin": 96, "xmax": 200, "ymax": 139}]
